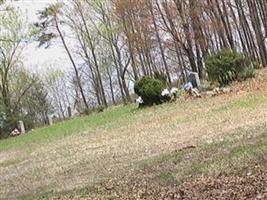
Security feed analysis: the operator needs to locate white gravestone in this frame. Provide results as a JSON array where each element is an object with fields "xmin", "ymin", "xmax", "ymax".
[
  {"xmin": 18, "ymin": 121, "xmax": 25, "ymax": 134},
  {"xmin": 48, "ymin": 116, "xmax": 53, "ymax": 126}
]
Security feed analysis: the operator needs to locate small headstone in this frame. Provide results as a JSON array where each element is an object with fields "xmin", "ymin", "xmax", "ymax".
[
  {"xmin": 189, "ymin": 72, "xmax": 201, "ymax": 88},
  {"xmin": 184, "ymin": 82, "xmax": 193, "ymax": 92},
  {"xmin": 18, "ymin": 121, "xmax": 25, "ymax": 134},
  {"xmin": 48, "ymin": 116, "xmax": 53, "ymax": 126},
  {"xmin": 67, "ymin": 106, "xmax": 72, "ymax": 118}
]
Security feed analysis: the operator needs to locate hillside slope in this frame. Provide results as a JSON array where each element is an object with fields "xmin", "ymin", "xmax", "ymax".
[{"xmin": 1, "ymin": 69, "xmax": 267, "ymax": 199}]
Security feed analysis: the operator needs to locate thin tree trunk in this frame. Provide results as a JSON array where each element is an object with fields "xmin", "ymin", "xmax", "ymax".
[{"xmin": 55, "ymin": 18, "xmax": 89, "ymax": 109}]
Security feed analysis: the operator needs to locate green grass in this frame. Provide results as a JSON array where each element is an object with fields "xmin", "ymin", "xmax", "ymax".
[
  {"xmin": 214, "ymin": 94, "xmax": 267, "ymax": 112},
  {"xmin": 2, "ymin": 92, "xmax": 266, "ymax": 153},
  {"xmin": 2, "ymin": 75, "xmax": 267, "ymax": 199},
  {"xmin": 0, "ymin": 105, "xmax": 134, "ymax": 152}
]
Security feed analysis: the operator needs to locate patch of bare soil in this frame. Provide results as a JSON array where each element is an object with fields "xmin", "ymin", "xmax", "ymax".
[{"xmin": 158, "ymin": 171, "xmax": 267, "ymax": 200}]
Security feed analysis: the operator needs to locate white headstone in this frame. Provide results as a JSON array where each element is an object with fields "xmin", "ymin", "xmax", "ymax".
[
  {"xmin": 18, "ymin": 121, "xmax": 25, "ymax": 134},
  {"xmin": 48, "ymin": 116, "xmax": 53, "ymax": 126}
]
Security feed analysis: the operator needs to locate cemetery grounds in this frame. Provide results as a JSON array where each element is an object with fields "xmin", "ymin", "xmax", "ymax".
[{"xmin": 0, "ymin": 69, "xmax": 267, "ymax": 199}]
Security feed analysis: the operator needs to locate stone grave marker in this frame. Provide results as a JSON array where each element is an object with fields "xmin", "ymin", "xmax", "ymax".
[
  {"xmin": 68, "ymin": 106, "xmax": 72, "ymax": 118},
  {"xmin": 189, "ymin": 72, "xmax": 201, "ymax": 88},
  {"xmin": 18, "ymin": 120, "xmax": 25, "ymax": 134},
  {"xmin": 48, "ymin": 116, "xmax": 53, "ymax": 126}
]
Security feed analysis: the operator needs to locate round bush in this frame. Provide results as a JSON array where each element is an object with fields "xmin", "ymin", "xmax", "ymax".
[{"xmin": 134, "ymin": 76, "xmax": 165, "ymax": 106}]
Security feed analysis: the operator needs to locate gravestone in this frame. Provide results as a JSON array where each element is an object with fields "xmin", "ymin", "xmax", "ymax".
[
  {"xmin": 189, "ymin": 72, "xmax": 201, "ymax": 88},
  {"xmin": 67, "ymin": 106, "xmax": 72, "ymax": 118},
  {"xmin": 18, "ymin": 120, "xmax": 25, "ymax": 134},
  {"xmin": 184, "ymin": 82, "xmax": 193, "ymax": 92},
  {"xmin": 48, "ymin": 116, "xmax": 53, "ymax": 126}
]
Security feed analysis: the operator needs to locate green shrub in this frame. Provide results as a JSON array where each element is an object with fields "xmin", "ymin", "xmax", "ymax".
[
  {"xmin": 251, "ymin": 60, "xmax": 262, "ymax": 69},
  {"xmin": 237, "ymin": 66, "xmax": 255, "ymax": 81},
  {"xmin": 0, "ymin": 117, "xmax": 16, "ymax": 139},
  {"xmin": 134, "ymin": 76, "xmax": 166, "ymax": 106},
  {"xmin": 154, "ymin": 71, "xmax": 168, "ymax": 86},
  {"xmin": 23, "ymin": 115, "xmax": 35, "ymax": 131},
  {"xmin": 206, "ymin": 49, "xmax": 253, "ymax": 86},
  {"xmin": 199, "ymin": 80, "xmax": 214, "ymax": 91},
  {"xmin": 96, "ymin": 106, "xmax": 105, "ymax": 113},
  {"xmin": 82, "ymin": 108, "xmax": 93, "ymax": 116},
  {"xmin": 0, "ymin": 114, "xmax": 35, "ymax": 139}
]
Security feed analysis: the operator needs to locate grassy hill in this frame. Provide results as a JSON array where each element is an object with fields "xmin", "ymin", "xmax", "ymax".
[{"xmin": 1, "ymin": 70, "xmax": 267, "ymax": 199}]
